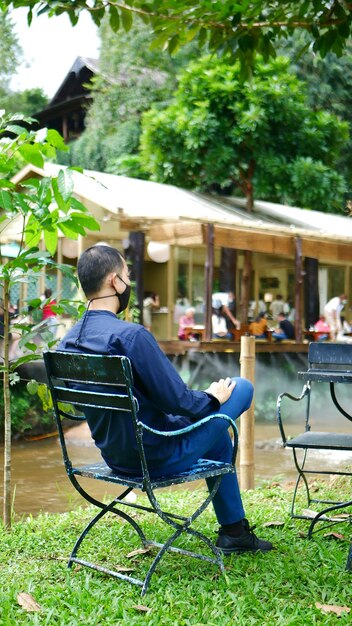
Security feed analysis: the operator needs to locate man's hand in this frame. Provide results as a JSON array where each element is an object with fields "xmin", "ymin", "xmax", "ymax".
[{"xmin": 204, "ymin": 377, "xmax": 236, "ymax": 405}]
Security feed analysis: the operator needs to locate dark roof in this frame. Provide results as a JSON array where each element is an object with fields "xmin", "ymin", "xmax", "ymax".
[
  {"xmin": 32, "ymin": 56, "xmax": 99, "ymax": 138},
  {"xmin": 49, "ymin": 56, "xmax": 99, "ymax": 106}
]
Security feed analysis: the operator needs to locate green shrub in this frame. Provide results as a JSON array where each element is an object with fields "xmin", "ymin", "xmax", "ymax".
[{"xmin": 0, "ymin": 380, "xmax": 53, "ymax": 440}]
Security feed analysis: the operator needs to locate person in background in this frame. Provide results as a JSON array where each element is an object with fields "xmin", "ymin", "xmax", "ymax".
[
  {"xmin": 272, "ymin": 312, "xmax": 295, "ymax": 342},
  {"xmin": 269, "ymin": 294, "xmax": 285, "ymax": 321},
  {"xmin": 212, "ymin": 292, "xmax": 240, "ymax": 330},
  {"xmin": 323, "ymin": 294, "xmax": 348, "ymax": 341},
  {"xmin": 178, "ymin": 307, "xmax": 196, "ymax": 340},
  {"xmin": 143, "ymin": 291, "xmax": 160, "ymax": 332},
  {"xmin": 249, "ymin": 312, "xmax": 268, "ymax": 339},
  {"xmin": 59, "ymin": 245, "xmax": 273, "ymax": 555},
  {"xmin": 212, "ymin": 306, "xmax": 233, "ymax": 340},
  {"xmin": 42, "ymin": 288, "xmax": 58, "ymax": 337},
  {"xmin": 340, "ymin": 316, "xmax": 351, "ymax": 335},
  {"xmin": 258, "ymin": 293, "xmax": 267, "ymax": 315},
  {"xmin": 313, "ymin": 315, "xmax": 330, "ymax": 341}
]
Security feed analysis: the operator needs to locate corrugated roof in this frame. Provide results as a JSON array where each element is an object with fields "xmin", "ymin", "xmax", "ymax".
[{"xmin": 9, "ymin": 163, "xmax": 352, "ymax": 245}]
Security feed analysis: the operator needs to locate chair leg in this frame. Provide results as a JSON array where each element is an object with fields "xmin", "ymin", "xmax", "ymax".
[
  {"xmin": 137, "ymin": 475, "xmax": 225, "ymax": 593},
  {"xmin": 68, "ymin": 493, "xmax": 148, "ymax": 569},
  {"xmin": 290, "ymin": 448, "xmax": 310, "ymax": 517},
  {"xmin": 69, "ymin": 474, "xmax": 148, "ymax": 545},
  {"xmin": 346, "ymin": 545, "xmax": 352, "ymax": 571},
  {"xmin": 307, "ymin": 500, "xmax": 352, "ymax": 538}
]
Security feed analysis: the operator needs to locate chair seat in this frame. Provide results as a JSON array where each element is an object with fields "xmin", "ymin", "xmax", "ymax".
[
  {"xmin": 72, "ymin": 458, "xmax": 234, "ymax": 490},
  {"xmin": 298, "ymin": 370, "xmax": 352, "ymax": 383},
  {"xmin": 285, "ymin": 431, "xmax": 352, "ymax": 451}
]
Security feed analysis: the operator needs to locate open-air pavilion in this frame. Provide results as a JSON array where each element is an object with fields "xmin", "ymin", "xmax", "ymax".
[{"xmin": 3, "ymin": 163, "xmax": 352, "ymax": 345}]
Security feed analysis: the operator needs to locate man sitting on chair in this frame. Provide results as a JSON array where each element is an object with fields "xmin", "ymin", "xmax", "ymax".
[{"xmin": 58, "ymin": 244, "xmax": 272, "ymax": 555}]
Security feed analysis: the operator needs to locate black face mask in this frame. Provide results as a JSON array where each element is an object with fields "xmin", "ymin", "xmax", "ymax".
[{"xmin": 116, "ymin": 276, "xmax": 131, "ymax": 313}]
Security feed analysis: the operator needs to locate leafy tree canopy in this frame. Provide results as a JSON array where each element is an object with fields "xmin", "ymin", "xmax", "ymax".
[
  {"xmin": 140, "ymin": 55, "xmax": 348, "ymax": 213},
  {"xmin": 0, "ymin": 11, "xmax": 21, "ymax": 85},
  {"xmin": 280, "ymin": 34, "xmax": 352, "ymax": 179},
  {"xmin": 5, "ymin": 1, "xmax": 352, "ymax": 76},
  {"xmin": 0, "ymin": 87, "xmax": 48, "ymax": 116}
]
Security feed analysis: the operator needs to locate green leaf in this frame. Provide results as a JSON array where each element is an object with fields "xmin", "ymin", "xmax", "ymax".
[
  {"xmin": 52, "ymin": 177, "xmax": 69, "ymax": 212},
  {"xmin": 121, "ymin": 7, "xmax": 133, "ymax": 32},
  {"xmin": 44, "ymin": 227, "xmax": 58, "ymax": 255},
  {"xmin": 18, "ymin": 144, "xmax": 44, "ymax": 169},
  {"xmin": 109, "ymin": 5, "xmax": 120, "ymax": 30},
  {"xmin": 0, "ymin": 190, "xmax": 12, "ymax": 210},
  {"xmin": 27, "ymin": 380, "xmax": 39, "ymax": 395},
  {"xmin": 46, "ymin": 129, "xmax": 66, "ymax": 151},
  {"xmin": 38, "ymin": 384, "xmax": 53, "ymax": 412},
  {"xmin": 24, "ymin": 214, "xmax": 41, "ymax": 249},
  {"xmin": 5, "ymin": 124, "xmax": 28, "ymax": 136},
  {"xmin": 57, "ymin": 169, "xmax": 74, "ymax": 202},
  {"xmin": 67, "ymin": 212, "xmax": 100, "ymax": 230}
]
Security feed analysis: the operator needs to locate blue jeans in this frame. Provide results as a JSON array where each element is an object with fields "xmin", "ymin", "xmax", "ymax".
[
  {"xmin": 272, "ymin": 332, "xmax": 288, "ymax": 341},
  {"xmin": 155, "ymin": 377, "xmax": 253, "ymax": 525}
]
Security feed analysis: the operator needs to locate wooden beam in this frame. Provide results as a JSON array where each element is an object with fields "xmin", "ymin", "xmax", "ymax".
[
  {"xmin": 214, "ymin": 227, "xmax": 295, "ymax": 256},
  {"xmin": 215, "ymin": 226, "xmax": 352, "ymax": 263},
  {"xmin": 301, "ymin": 239, "xmax": 352, "ymax": 263},
  {"xmin": 148, "ymin": 222, "xmax": 203, "ymax": 245},
  {"xmin": 126, "ymin": 218, "xmax": 352, "ymax": 264}
]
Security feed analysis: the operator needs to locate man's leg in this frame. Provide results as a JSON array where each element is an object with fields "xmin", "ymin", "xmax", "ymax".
[
  {"xmin": 204, "ymin": 377, "xmax": 273, "ymax": 553},
  {"xmin": 204, "ymin": 377, "xmax": 253, "ymax": 524}
]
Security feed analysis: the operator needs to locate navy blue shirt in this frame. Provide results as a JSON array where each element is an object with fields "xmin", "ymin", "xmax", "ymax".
[
  {"xmin": 279, "ymin": 319, "xmax": 295, "ymax": 339},
  {"xmin": 58, "ymin": 310, "xmax": 219, "ymax": 473}
]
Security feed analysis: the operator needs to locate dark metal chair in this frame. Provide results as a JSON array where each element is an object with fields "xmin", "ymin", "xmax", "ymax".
[
  {"xmin": 43, "ymin": 350, "xmax": 238, "ymax": 595},
  {"xmin": 276, "ymin": 343, "xmax": 352, "ymax": 542}
]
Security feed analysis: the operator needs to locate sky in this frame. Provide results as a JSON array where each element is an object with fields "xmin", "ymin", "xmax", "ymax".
[{"xmin": 10, "ymin": 8, "xmax": 100, "ymax": 99}]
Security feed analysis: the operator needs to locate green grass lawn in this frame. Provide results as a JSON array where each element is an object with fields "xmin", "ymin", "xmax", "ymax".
[{"xmin": 0, "ymin": 483, "xmax": 351, "ymax": 625}]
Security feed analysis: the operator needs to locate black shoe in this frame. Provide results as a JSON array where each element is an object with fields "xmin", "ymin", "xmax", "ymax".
[{"xmin": 216, "ymin": 519, "xmax": 273, "ymax": 554}]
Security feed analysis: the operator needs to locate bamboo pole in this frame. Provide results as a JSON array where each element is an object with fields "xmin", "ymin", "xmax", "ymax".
[{"xmin": 239, "ymin": 334, "xmax": 256, "ymax": 490}]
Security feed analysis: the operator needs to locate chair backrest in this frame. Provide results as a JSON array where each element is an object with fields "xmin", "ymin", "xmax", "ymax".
[
  {"xmin": 308, "ymin": 342, "xmax": 352, "ymax": 369},
  {"xmin": 43, "ymin": 351, "xmax": 139, "ymax": 468}
]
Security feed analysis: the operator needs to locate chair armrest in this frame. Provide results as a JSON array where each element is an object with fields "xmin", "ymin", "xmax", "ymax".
[
  {"xmin": 139, "ymin": 413, "xmax": 238, "ymax": 468},
  {"xmin": 140, "ymin": 412, "xmax": 237, "ymax": 439},
  {"xmin": 276, "ymin": 384, "xmax": 310, "ymax": 446}
]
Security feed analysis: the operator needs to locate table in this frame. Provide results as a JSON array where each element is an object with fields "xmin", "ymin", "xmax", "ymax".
[{"xmin": 182, "ymin": 326, "xmax": 206, "ymax": 341}]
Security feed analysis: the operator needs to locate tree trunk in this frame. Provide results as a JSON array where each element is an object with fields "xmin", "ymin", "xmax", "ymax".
[
  {"xmin": 3, "ymin": 279, "xmax": 12, "ymax": 529},
  {"xmin": 127, "ymin": 231, "xmax": 145, "ymax": 324},
  {"xmin": 304, "ymin": 257, "xmax": 319, "ymax": 328},
  {"xmin": 239, "ymin": 250, "xmax": 252, "ymax": 324},
  {"xmin": 294, "ymin": 237, "xmax": 303, "ymax": 343},
  {"xmin": 205, "ymin": 224, "xmax": 214, "ymax": 341},
  {"xmin": 219, "ymin": 247, "xmax": 237, "ymax": 294}
]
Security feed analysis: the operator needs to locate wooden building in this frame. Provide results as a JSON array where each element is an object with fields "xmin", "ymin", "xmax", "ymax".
[
  {"xmin": 5, "ymin": 163, "xmax": 352, "ymax": 341},
  {"xmin": 33, "ymin": 57, "xmax": 99, "ymax": 142}
]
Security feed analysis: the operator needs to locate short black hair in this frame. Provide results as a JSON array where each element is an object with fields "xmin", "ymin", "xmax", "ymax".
[{"xmin": 77, "ymin": 245, "xmax": 124, "ymax": 298}]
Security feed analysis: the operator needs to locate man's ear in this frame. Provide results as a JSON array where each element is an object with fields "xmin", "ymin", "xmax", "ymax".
[{"xmin": 108, "ymin": 272, "xmax": 117, "ymax": 290}]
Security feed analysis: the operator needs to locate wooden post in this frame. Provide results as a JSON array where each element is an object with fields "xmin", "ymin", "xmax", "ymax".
[
  {"xmin": 204, "ymin": 224, "xmax": 214, "ymax": 341},
  {"xmin": 304, "ymin": 257, "xmax": 319, "ymax": 329},
  {"xmin": 167, "ymin": 245, "xmax": 175, "ymax": 340},
  {"xmin": 128, "ymin": 231, "xmax": 145, "ymax": 324},
  {"xmin": 239, "ymin": 335, "xmax": 256, "ymax": 490},
  {"xmin": 294, "ymin": 237, "xmax": 303, "ymax": 343}
]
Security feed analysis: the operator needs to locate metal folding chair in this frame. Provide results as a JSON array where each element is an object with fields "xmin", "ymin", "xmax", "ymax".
[{"xmin": 43, "ymin": 351, "xmax": 238, "ymax": 594}]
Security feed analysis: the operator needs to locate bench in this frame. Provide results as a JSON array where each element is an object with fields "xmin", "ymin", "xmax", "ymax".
[
  {"xmin": 276, "ymin": 342, "xmax": 352, "ymax": 569},
  {"xmin": 43, "ymin": 350, "xmax": 238, "ymax": 595}
]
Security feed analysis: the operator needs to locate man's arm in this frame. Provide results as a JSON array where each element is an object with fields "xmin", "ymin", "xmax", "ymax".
[{"xmin": 129, "ymin": 327, "xmax": 221, "ymax": 419}]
